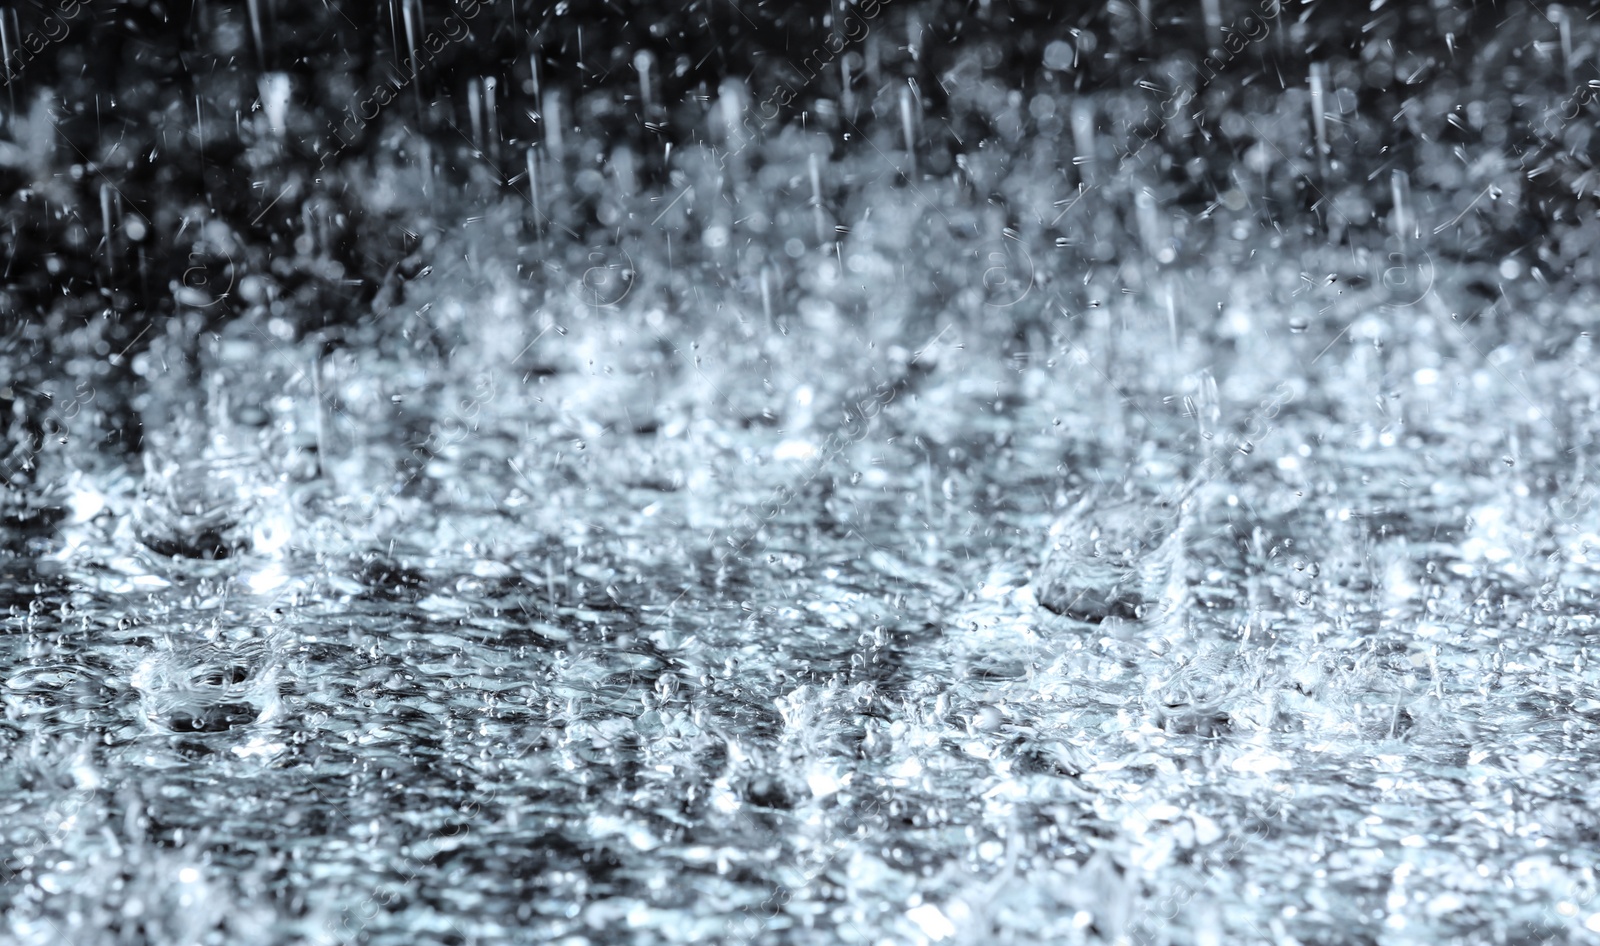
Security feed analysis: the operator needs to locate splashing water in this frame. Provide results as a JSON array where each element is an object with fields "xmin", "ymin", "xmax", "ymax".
[{"xmin": 4, "ymin": 3, "xmax": 1600, "ymax": 946}]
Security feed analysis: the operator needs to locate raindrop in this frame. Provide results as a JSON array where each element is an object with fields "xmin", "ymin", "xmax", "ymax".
[
  {"xmin": 899, "ymin": 84, "xmax": 918, "ymax": 176},
  {"xmin": 809, "ymin": 152, "xmax": 826, "ymax": 247},
  {"xmin": 1200, "ymin": 0, "xmax": 1222, "ymax": 44},
  {"xmin": 1390, "ymin": 169, "xmax": 1415, "ymax": 248},
  {"xmin": 634, "ymin": 50, "xmax": 655, "ymax": 113}
]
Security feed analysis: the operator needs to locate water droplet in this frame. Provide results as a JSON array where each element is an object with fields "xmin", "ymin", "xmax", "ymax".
[{"xmin": 1289, "ymin": 315, "xmax": 1310, "ymax": 333}]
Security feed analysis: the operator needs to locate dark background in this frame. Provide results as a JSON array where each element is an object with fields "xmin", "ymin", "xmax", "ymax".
[{"xmin": 1, "ymin": 0, "xmax": 1594, "ymax": 476}]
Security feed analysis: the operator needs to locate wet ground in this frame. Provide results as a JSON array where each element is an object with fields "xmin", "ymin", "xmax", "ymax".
[
  {"xmin": 6, "ymin": 1, "xmax": 1600, "ymax": 942},
  {"xmin": 5, "ymin": 243, "xmax": 1600, "ymax": 945}
]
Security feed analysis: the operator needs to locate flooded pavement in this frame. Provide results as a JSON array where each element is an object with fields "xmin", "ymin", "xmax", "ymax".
[
  {"xmin": 5, "ymin": 0, "xmax": 1600, "ymax": 943},
  {"xmin": 5, "ymin": 259, "xmax": 1600, "ymax": 945}
]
